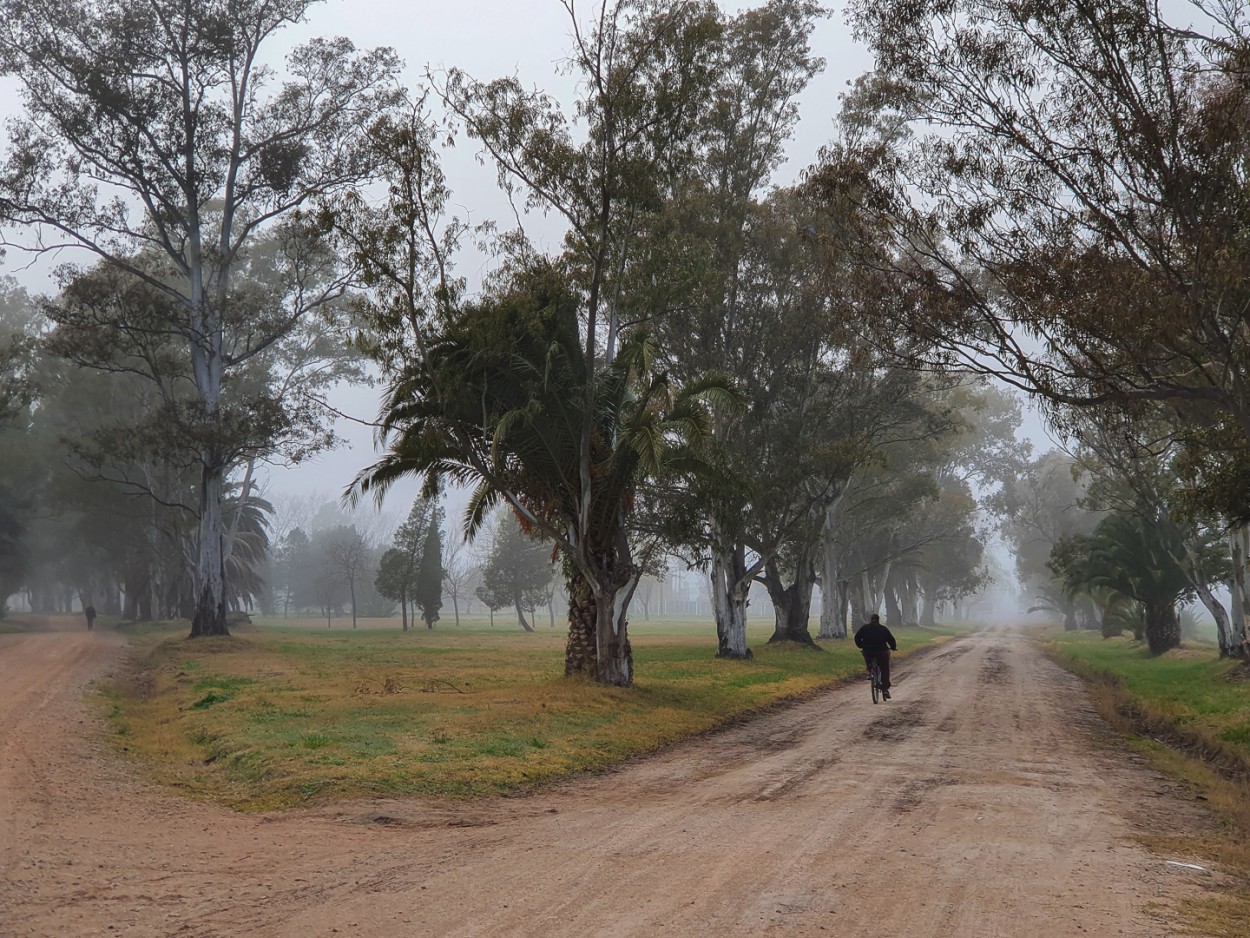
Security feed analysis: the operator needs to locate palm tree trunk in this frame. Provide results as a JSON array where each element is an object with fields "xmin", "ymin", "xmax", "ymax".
[
  {"xmin": 565, "ymin": 572, "xmax": 596, "ymax": 677},
  {"xmin": 1143, "ymin": 598, "xmax": 1180, "ymax": 655}
]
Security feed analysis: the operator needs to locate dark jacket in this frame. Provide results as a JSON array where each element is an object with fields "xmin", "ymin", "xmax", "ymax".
[{"xmin": 854, "ymin": 621, "xmax": 897, "ymax": 654}]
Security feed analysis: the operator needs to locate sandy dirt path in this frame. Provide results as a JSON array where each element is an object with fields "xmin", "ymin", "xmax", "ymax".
[{"xmin": 0, "ymin": 624, "xmax": 1219, "ymax": 937}]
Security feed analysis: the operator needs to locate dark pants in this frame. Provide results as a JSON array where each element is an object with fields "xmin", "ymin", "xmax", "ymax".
[{"xmin": 862, "ymin": 650, "xmax": 891, "ymax": 690}]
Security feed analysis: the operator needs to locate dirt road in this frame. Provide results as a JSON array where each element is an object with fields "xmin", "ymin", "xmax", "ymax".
[{"xmin": 0, "ymin": 624, "xmax": 1220, "ymax": 937}]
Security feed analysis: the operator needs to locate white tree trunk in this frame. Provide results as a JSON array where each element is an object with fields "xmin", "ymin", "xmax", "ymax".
[
  {"xmin": 711, "ymin": 543, "xmax": 753, "ymax": 658},
  {"xmin": 1229, "ymin": 525, "xmax": 1250, "ymax": 659},
  {"xmin": 818, "ymin": 497, "xmax": 848, "ymax": 639},
  {"xmin": 190, "ymin": 465, "xmax": 228, "ymax": 636}
]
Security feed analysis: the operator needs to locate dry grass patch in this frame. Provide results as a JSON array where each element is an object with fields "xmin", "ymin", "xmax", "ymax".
[{"xmin": 103, "ymin": 617, "xmax": 957, "ymax": 809}]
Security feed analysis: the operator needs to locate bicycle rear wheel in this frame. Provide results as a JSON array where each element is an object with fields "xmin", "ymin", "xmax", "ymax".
[{"xmin": 870, "ymin": 664, "xmax": 880, "ymax": 704}]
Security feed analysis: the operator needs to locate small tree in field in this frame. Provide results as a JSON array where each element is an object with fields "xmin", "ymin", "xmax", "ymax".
[
  {"xmin": 320, "ymin": 525, "xmax": 370, "ymax": 629},
  {"xmin": 414, "ymin": 520, "xmax": 444, "ymax": 629},
  {"xmin": 375, "ymin": 548, "xmax": 414, "ymax": 630},
  {"xmin": 474, "ymin": 512, "xmax": 553, "ymax": 632}
]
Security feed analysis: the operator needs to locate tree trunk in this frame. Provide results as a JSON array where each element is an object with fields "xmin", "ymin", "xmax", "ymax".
[
  {"xmin": 592, "ymin": 579, "xmax": 636, "ymax": 686},
  {"xmin": 190, "ymin": 464, "xmax": 229, "ymax": 637},
  {"xmin": 884, "ymin": 578, "xmax": 903, "ymax": 629},
  {"xmin": 400, "ymin": 594, "xmax": 408, "ymax": 631},
  {"xmin": 848, "ymin": 577, "xmax": 866, "ymax": 632},
  {"xmin": 350, "ymin": 579, "xmax": 358, "ymax": 628},
  {"xmin": 710, "ymin": 542, "xmax": 753, "ymax": 659},
  {"xmin": 515, "ymin": 599, "xmax": 535, "ymax": 632},
  {"xmin": 818, "ymin": 577, "xmax": 849, "ymax": 639},
  {"xmin": 1228, "ymin": 526, "xmax": 1250, "ymax": 660},
  {"xmin": 818, "ymin": 499, "xmax": 848, "ymax": 639},
  {"xmin": 762, "ymin": 556, "xmax": 819, "ymax": 648},
  {"xmin": 1062, "ymin": 602, "xmax": 1078, "ymax": 631},
  {"xmin": 901, "ymin": 575, "xmax": 918, "ymax": 626},
  {"xmin": 452, "ymin": 595, "xmax": 460, "ymax": 626},
  {"xmin": 1143, "ymin": 597, "xmax": 1180, "ymax": 655},
  {"xmin": 1192, "ymin": 577, "xmax": 1233, "ymax": 657},
  {"xmin": 920, "ymin": 589, "xmax": 936, "ymax": 628},
  {"xmin": 565, "ymin": 573, "xmax": 596, "ymax": 677}
]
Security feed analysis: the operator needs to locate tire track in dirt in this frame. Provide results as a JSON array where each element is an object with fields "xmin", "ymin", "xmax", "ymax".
[{"xmin": 0, "ymin": 624, "xmax": 1221, "ymax": 937}]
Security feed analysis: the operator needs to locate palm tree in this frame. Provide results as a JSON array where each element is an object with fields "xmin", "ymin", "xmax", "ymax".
[
  {"xmin": 1051, "ymin": 512, "xmax": 1192, "ymax": 654},
  {"xmin": 351, "ymin": 262, "xmax": 732, "ymax": 686}
]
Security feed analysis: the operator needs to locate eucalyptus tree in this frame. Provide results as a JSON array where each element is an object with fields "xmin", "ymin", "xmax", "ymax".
[
  {"xmin": 816, "ymin": 392, "xmax": 961, "ymax": 637},
  {"xmin": 0, "ymin": 0, "xmax": 401, "ymax": 636},
  {"xmin": 632, "ymin": 1, "xmax": 826, "ymax": 658},
  {"xmin": 851, "ymin": 382, "xmax": 1024, "ymax": 632},
  {"xmin": 830, "ymin": 1, "xmax": 1250, "ymax": 511},
  {"xmin": 0, "ymin": 278, "xmax": 37, "ymax": 426},
  {"xmin": 0, "ymin": 280, "xmax": 41, "ymax": 611}
]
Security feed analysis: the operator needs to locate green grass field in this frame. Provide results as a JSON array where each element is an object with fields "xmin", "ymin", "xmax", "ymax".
[
  {"xmin": 1039, "ymin": 630, "xmax": 1250, "ymax": 772},
  {"xmin": 97, "ymin": 614, "xmax": 963, "ymax": 810}
]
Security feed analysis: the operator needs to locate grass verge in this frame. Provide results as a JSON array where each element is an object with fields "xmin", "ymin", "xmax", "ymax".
[
  {"xmin": 1038, "ymin": 629, "xmax": 1250, "ymax": 934},
  {"xmin": 104, "ymin": 616, "xmax": 960, "ymax": 810}
]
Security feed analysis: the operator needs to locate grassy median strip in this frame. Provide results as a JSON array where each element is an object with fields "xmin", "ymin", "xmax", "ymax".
[
  {"xmin": 1039, "ymin": 629, "xmax": 1250, "ymax": 935},
  {"xmin": 103, "ymin": 617, "xmax": 958, "ymax": 810},
  {"xmin": 1039, "ymin": 631, "xmax": 1250, "ymax": 780}
]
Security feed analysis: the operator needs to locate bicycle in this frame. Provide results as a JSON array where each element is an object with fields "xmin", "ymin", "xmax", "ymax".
[{"xmin": 869, "ymin": 658, "xmax": 885, "ymax": 704}]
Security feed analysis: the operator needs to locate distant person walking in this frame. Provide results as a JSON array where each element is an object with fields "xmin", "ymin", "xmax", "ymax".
[
  {"xmin": 854, "ymin": 613, "xmax": 897, "ymax": 699},
  {"xmin": 84, "ymin": 605, "xmax": 96, "ymax": 631}
]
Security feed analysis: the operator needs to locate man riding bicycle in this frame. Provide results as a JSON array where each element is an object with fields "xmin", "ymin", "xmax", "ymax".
[{"xmin": 854, "ymin": 613, "xmax": 897, "ymax": 700}]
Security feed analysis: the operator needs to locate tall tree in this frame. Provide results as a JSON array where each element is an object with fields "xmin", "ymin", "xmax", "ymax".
[
  {"xmin": 350, "ymin": 2, "xmax": 737, "ymax": 685},
  {"xmin": 0, "ymin": 0, "xmax": 400, "ymax": 636}
]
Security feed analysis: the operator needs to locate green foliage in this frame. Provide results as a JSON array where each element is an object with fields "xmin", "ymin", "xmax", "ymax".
[
  {"xmin": 1043, "ymin": 630, "xmax": 1250, "ymax": 776},
  {"xmin": 1051, "ymin": 512, "xmax": 1192, "ymax": 654},
  {"xmin": 475, "ymin": 511, "xmax": 554, "ymax": 631},
  {"xmin": 414, "ymin": 520, "xmax": 444, "ymax": 628}
]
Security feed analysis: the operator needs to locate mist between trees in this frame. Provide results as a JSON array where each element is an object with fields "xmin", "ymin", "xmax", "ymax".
[{"xmin": 2, "ymin": 1, "xmax": 1248, "ymax": 687}]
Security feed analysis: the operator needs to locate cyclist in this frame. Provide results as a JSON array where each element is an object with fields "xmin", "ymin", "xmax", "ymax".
[{"xmin": 854, "ymin": 613, "xmax": 897, "ymax": 700}]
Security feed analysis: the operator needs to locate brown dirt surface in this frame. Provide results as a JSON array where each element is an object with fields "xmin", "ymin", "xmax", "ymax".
[{"xmin": 0, "ymin": 623, "xmax": 1232, "ymax": 937}]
